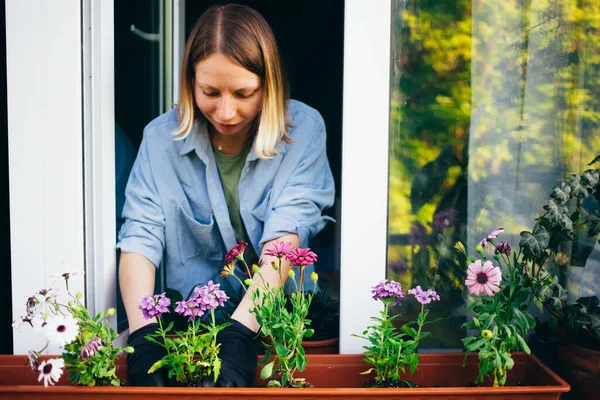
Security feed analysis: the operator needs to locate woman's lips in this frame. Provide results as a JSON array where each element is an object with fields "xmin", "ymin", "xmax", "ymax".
[{"xmin": 215, "ymin": 121, "xmax": 239, "ymax": 130}]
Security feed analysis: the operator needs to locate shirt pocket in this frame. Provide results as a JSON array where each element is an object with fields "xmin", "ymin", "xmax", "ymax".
[
  {"xmin": 251, "ymin": 188, "xmax": 273, "ymax": 222},
  {"xmin": 176, "ymin": 205, "xmax": 223, "ymax": 262}
]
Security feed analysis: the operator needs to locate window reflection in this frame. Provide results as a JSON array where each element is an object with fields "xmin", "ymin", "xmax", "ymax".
[{"xmin": 387, "ymin": 0, "xmax": 600, "ymax": 349}]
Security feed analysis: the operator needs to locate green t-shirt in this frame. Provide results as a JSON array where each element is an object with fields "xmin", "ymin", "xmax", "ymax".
[{"xmin": 212, "ymin": 144, "xmax": 258, "ymax": 265}]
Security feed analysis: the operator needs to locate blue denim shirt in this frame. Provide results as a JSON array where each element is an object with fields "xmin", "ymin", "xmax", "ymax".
[{"xmin": 117, "ymin": 100, "xmax": 335, "ymax": 307}]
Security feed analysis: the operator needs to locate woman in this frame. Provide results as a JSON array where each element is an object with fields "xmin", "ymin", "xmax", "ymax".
[{"xmin": 117, "ymin": 4, "xmax": 335, "ymax": 387}]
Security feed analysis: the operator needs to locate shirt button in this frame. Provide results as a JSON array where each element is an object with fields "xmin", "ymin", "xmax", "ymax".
[
  {"xmin": 244, "ymin": 167, "xmax": 250, "ymax": 174},
  {"xmin": 243, "ymin": 195, "xmax": 248, "ymax": 201},
  {"xmin": 250, "ymin": 225, "xmax": 256, "ymax": 231}
]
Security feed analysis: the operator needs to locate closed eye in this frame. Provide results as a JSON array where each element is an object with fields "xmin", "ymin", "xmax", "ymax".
[{"xmin": 235, "ymin": 92, "xmax": 254, "ymax": 99}]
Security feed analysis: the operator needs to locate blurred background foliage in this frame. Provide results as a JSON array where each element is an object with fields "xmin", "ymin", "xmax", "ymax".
[{"xmin": 386, "ymin": 0, "xmax": 600, "ymax": 348}]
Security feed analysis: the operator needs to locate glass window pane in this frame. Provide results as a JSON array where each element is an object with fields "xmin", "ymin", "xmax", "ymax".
[{"xmin": 387, "ymin": 0, "xmax": 600, "ymax": 349}]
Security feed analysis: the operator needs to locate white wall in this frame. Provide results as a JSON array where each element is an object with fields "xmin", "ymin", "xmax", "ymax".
[{"xmin": 7, "ymin": 0, "xmax": 85, "ymax": 354}]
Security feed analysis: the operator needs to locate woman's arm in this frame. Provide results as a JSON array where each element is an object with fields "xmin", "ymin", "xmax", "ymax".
[
  {"xmin": 230, "ymin": 232, "xmax": 300, "ymax": 332},
  {"xmin": 118, "ymin": 252, "xmax": 158, "ymax": 332}
]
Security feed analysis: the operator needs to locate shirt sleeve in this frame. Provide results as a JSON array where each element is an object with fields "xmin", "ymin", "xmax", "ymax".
[
  {"xmin": 116, "ymin": 132, "xmax": 166, "ymax": 268},
  {"xmin": 259, "ymin": 115, "xmax": 335, "ymax": 248}
]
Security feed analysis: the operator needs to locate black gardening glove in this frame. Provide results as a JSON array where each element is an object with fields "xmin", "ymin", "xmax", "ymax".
[
  {"xmin": 216, "ymin": 319, "xmax": 261, "ymax": 387},
  {"xmin": 126, "ymin": 323, "xmax": 168, "ymax": 386}
]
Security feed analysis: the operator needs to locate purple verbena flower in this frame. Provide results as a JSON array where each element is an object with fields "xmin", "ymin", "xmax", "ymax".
[
  {"xmin": 477, "ymin": 228, "xmax": 504, "ymax": 248},
  {"xmin": 225, "ymin": 241, "xmax": 248, "ymax": 264},
  {"xmin": 432, "ymin": 209, "xmax": 459, "ymax": 230},
  {"xmin": 286, "ymin": 248, "xmax": 318, "ymax": 267},
  {"xmin": 494, "ymin": 241, "xmax": 511, "ymax": 255},
  {"xmin": 371, "ymin": 280, "xmax": 405, "ymax": 306},
  {"xmin": 175, "ymin": 281, "xmax": 229, "ymax": 322},
  {"xmin": 408, "ymin": 286, "xmax": 441, "ymax": 305},
  {"xmin": 138, "ymin": 292, "xmax": 171, "ymax": 319}
]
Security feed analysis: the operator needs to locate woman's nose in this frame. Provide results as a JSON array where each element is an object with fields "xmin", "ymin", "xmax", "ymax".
[{"xmin": 216, "ymin": 97, "xmax": 236, "ymax": 121}]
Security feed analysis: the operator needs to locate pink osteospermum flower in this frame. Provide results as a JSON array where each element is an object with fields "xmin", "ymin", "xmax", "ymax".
[
  {"xmin": 465, "ymin": 260, "xmax": 502, "ymax": 296},
  {"xmin": 38, "ymin": 358, "xmax": 64, "ymax": 387},
  {"xmin": 225, "ymin": 241, "xmax": 248, "ymax": 264},
  {"xmin": 286, "ymin": 248, "xmax": 318, "ymax": 267},
  {"xmin": 477, "ymin": 228, "xmax": 504, "ymax": 248},
  {"xmin": 372, "ymin": 280, "xmax": 405, "ymax": 305},
  {"xmin": 408, "ymin": 286, "xmax": 441, "ymax": 305},
  {"xmin": 80, "ymin": 339, "xmax": 103, "ymax": 360},
  {"xmin": 264, "ymin": 241, "xmax": 294, "ymax": 259}
]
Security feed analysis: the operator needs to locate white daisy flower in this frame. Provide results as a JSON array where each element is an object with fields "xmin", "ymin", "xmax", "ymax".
[
  {"xmin": 43, "ymin": 314, "xmax": 79, "ymax": 347},
  {"xmin": 37, "ymin": 358, "xmax": 64, "ymax": 387}
]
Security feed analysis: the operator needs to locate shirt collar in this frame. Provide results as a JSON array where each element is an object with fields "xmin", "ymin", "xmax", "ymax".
[
  {"xmin": 179, "ymin": 120, "xmax": 210, "ymax": 164},
  {"xmin": 246, "ymin": 137, "xmax": 287, "ymax": 162}
]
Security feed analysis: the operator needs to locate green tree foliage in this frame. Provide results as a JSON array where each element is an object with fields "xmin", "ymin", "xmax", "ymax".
[{"xmin": 387, "ymin": 0, "xmax": 600, "ymax": 348}]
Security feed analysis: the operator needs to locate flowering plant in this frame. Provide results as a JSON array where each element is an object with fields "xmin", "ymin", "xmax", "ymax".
[
  {"xmin": 13, "ymin": 272, "xmax": 132, "ymax": 387},
  {"xmin": 457, "ymin": 157, "xmax": 600, "ymax": 387},
  {"xmin": 221, "ymin": 241, "xmax": 318, "ymax": 388},
  {"xmin": 353, "ymin": 280, "xmax": 440, "ymax": 387},
  {"xmin": 138, "ymin": 281, "xmax": 230, "ymax": 386}
]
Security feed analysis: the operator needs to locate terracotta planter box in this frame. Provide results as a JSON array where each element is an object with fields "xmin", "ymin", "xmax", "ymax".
[
  {"xmin": 0, "ymin": 352, "xmax": 568, "ymax": 399},
  {"xmin": 302, "ymin": 337, "xmax": 339, "ymax": 354},
  {"xmin": 557, "ymin": 334, "xmax": 600, "ymax": 399}
]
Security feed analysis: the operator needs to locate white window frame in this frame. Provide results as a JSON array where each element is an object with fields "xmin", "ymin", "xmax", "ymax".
[
  {"xmin": 339, "ymin": 0, "xmax": 391, "ymax": 353},
  {"xmin": 8, "ymin": 0, "xmax": 86, "ymax": 354},
  {"xmin": 82, "ymin": 0, "xmax": 118, "ymax": 337}
]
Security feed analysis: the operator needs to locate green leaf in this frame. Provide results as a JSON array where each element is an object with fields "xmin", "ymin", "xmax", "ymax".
[
  {"xmin": 466, "ymin": 337, "xmax": 487, "ymax": 351},
  {"xmin": 274, "ymin": 341, "xmax": 289, "ymax": 356},
  {"xmin": 213, "ymin": 357, "xmax": 221, "ymax": 381},
  {"xmin": 543, "ymin": 202, "xmax": 568, "ymax": 225},
  {"xmin": 588, "ymin": 155, "xmax": 600, "ymax": 166},
  {"xmin": 520, "ymin": 226, "xmax": 550, "ymax": 259},
  {"xmin": 570, "ymin": 174, "xmax": 589, "ymax": 198},
  {"xmin": 110, "ymin": 378, "xmax": 121, "ymax": 386},
  {"xmin": 513, "ymin": 308, "xmax": 529, "ymax": 331},
  {"xmin": 516, "ymin": 334, "xmax": 531, "ymax": 354},
  {"xmin": 582, "ymin": 170, "xmax": 599, "ymax": 189},
  {"xmin": 304, "ymin": 329, "xmax": 315, "ymax": 338},
  {"xmin": 550, "ymin": 182, "xmax": 571, "ymax": 204},
  {"xmin": 500, "ymin": 352, "xmax": 515, "ymax": 370},
  {"xmin": 513, "ymin": 288, "xmax": 529, "ymax": 305},
  {"xmin": 296, "ymin": 352, "xmax": 307, "ymax": 372},
  {"xmin": 147, "ymin": 359, "xmax": 166, "ymax": 374},
  {"xmin": 409, "ymin": 353, "xmax": 420, "ymax": 374},
  {"xmin": 260, "ymin": 361, "xmax": 275, "ymax": 380}
]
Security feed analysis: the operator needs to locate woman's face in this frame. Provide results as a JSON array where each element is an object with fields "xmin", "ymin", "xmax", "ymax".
[{"xmin": 193, "ymin": 53, "xmax": 264, "ymax": 138}]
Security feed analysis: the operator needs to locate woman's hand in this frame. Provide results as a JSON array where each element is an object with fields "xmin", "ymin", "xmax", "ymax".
[{"xmin": 216, "ymin": 319, "xmax": 262, "ymax": 387}]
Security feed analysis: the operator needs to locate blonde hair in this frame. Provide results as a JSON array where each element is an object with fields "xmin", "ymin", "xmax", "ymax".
[{"xmin": 174, "ymin": 4, "xmax": 291, "ymax": 158}]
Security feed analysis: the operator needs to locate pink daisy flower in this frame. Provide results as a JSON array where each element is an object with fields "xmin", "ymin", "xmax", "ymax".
[
  {"xmin": 477, "ymin": 228, "xmax": 504, "ymax": 248},
  {"xmin": 465, "ymin": 260, "xmax": 502, "ymax": 296},
  {"xmin": 264, "ymin": 241, "xmax": 293, "ymax": 259},
  {"xmin": 225, "ymin": 241, "xmax": 248, "ymax": 264},
  {"xmin": 286, "ymin": 248, "xmax": 318, "ymax": 267}
]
